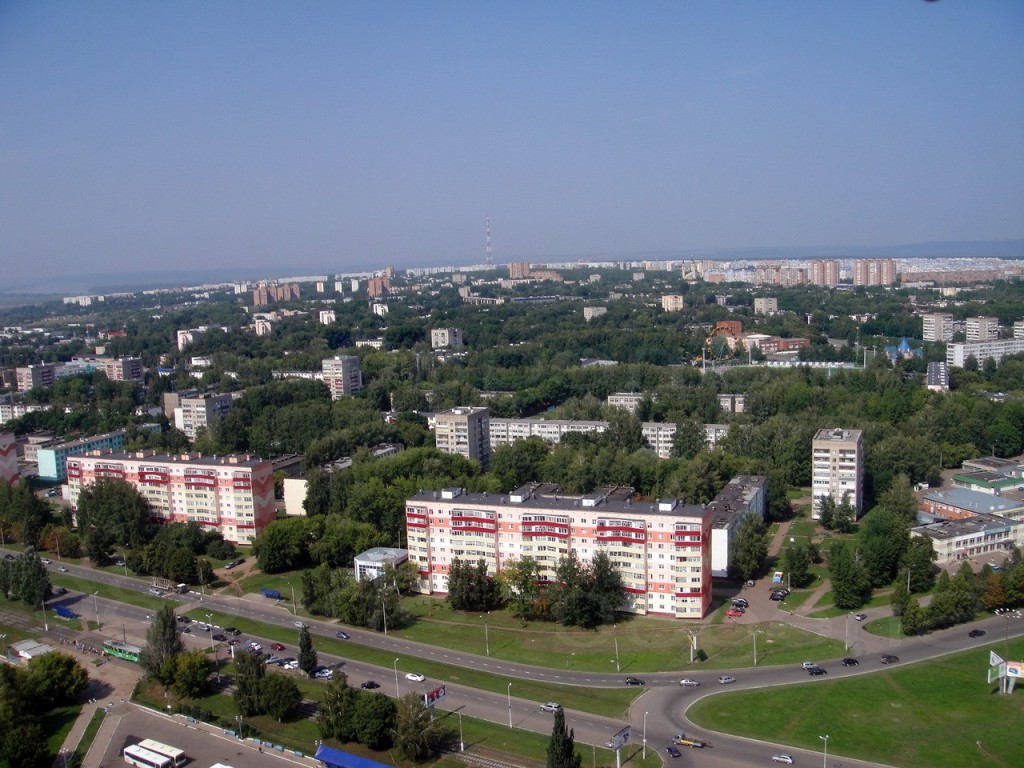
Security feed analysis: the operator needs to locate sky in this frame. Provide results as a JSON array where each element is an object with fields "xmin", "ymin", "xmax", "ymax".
[{"xmin": 1, "ymin": 1, "xmax": 1022, "ymax": 291}]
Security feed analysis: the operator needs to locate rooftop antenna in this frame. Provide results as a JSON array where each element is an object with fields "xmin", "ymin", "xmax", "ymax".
[{"xmin": 485, "ymin": 217, "xmax": 493, "ymax": 267}]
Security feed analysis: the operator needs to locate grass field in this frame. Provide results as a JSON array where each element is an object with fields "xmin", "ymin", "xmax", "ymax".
[{"xmin": 688, "ymin": 638, "xmax": 1024, "ymax": 767}]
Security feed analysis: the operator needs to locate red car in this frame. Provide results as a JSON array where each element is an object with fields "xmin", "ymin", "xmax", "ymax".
[
  {"xmin": 725, "ymin": 608, "xmax": 744, "ymax": 618},
  {"xmin": 270, "ymin": 642, "xmax": 286, "ymax": 652}
]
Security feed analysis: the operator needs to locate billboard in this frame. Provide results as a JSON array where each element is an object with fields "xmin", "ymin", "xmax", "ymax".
[
  {"xmin": 1006, "ymin": 662, "xmax": 1022, "ymax": 678},
  {"xmin": 607, "ymin": 726, "xmax": 631, "ymax": 751},
  {"xmin": 424, "ymin": 684, "xmax": 446, "ymax": 708}
]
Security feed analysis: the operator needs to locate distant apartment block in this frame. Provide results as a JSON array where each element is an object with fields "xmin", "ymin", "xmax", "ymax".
[
  {"xmin": 966, "ymin": 316, "xmax": 999, "ymax": 342},
  {"xmin": 583, "ymin": 306, "xmax": 608, "ymax": 321},
  {"xmin": 252, "ymin": 283, "xmax": 300, "ymax": 306},
  {"xmin": 853, "ymin": 259, "xmax": 896, "ymax": 286},
  {"xmin": 405, "ymin": 485, "xmax": 712, "ymax": 618},
  {"xmin": 367, "ymin": 276, "xmax": 391, "ymax": 297},
  {"xmin": 101, "ymin": 357, "xmax": 145, "ymax": 382},
  {"xmin": 434, "ymin": 407, "xmax": 490, "ymax": 469},
  {"xmin": 753, "ymin": 297, "xmax": 778, "ymax": 315},
  {"xmin": 921, "ymin": 313, "xmax": 954, "ymax": 342},
  {"xmin": 607, "ymin": 392, "xmax": 653, "ymax": 414},
  {"xmin": 430, "ymin": 328, "xmax": 464, "ymax": 349},
  {"xmin": 926, "ymin": 362, "xmax": 950, "ymax": 392},
  {"xmin": 174, "ymin": 393, "xmax": 235, "ymax": 441},
  {"xmin": 355, "ymin": 338, "xmax": 384, "ymax": 349},
  {"xmin": 0, "ymin": 403, "xmax": 47, "ymax": 426},
  {"xmin": 718, "ymin": 394, "xmax": 746, "ymax": 414},
  {"xmin": 1015, "ymin": 320, "xmax": 1024, "ymax": 339},
  {"xmin": 322, "ymin": 356, "xmax": 363, "ymax": 400},
  {"xmin": 66, "ymin": 451, "xmax": 275, "ymax": 544},
  {"xmin": 176, "ymin": 326, "xmax": 230, "ymax": 351},
  {"xmin": 947, "ymin": 339, "xmax": 1024, "ymax": 368},
  {"xmin": 810, "ymin": 260, "xmax": 840, "ymax": 287},
  {"xmin": 253, "ymin": 318, "xmax": 273, "ymax": 336},
  {"xmin": 508, "ymin": 261, "xmax": 531, "ymax": 279},
  {"xmin": 0, "ymin": 432, "xmax": 18, "ymax": 485},
  {"xmin": 16, "ymin": 363, "xmax": 60, "ymax": 392},
  {"xmin": 662, "ymin": 295, "xmax": 686, "ymax": 312},
  {"xmin": 318, "ymin": 310, "xmax": 336, "ymax": 325},
  {"xmin": 707, "ymin": 475, "xmax": 768, "ymax": 577},
  {"xmin": 811, "ymin": 428, "xmax": 864, "ymax": 518},
  {"xmin": 36, "ymin": 430, "xmax": 126, "ymax": 482}
]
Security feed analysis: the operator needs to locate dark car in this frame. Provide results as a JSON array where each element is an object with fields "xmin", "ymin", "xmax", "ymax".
[
  {"xmin": 177, "ymin": 615, "xmax": 192, "ymax": 623},
  {"xmin": 969, "ymin": 629, "xmax": 986, "ymax": 638},
  {"xmin": 224, "ymin": 627, "xmax": 240, "ymax": 636},
  {"xmin": 808, "ymin": 666, "xmax": 828, "ymax": 676},
  {"xmin": 769, "ymin": 592, "xmax": 786, "ymax": 601},
  {"xmin": 361, "ymin": 680, "xmax": 380, "ymax": 690},
  {"xmin": 881, "ymin": 655, "xmax": 900, "ymax": 664},
  {"xmin": 335, "ymin": 630, "xmax": 350, "ymax": 640},
  {"xmin": 212, "ymin": 633, "xmax": 227, "ymax": 642},
  {"xmin": 625, "ymin": 677, "xmax": 645, "ymax": 686},
  {"xmin": 841, "ymin": 657, "xmax": 859, "ymax": 667},
  {"xmin": 666, "ymin": 745, "xmax": 682, "ymax": 758},
  {"xmin": 732, "ymin": 598, "xmax": 749, "ymax": 608}
]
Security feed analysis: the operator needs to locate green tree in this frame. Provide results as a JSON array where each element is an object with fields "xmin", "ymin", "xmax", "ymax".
[
  {"xmin": 728, "ymin": 515, "xmax": 768, "ymax": 582},
  {"xmin": 74, "ymin": 479, "xmax": 153, "ymax": 564},
  {"xmin": 447, "ymin": 558, "xmax": 501, "ymax": 612},
  {"xmin": 890, "ymin": 572, "xmax": 910, "ymax": 617},
  {"xmin": 546, "ymin": 707, "xmax": 582, "ymax": 768},
  {"xmin": 392, "ymin": 692, "xmax": 449, "ymax": 761},
  {"xmin": 6, "ymin": 547, "xmax": 50, "ymax": 607},
  {"xmin": 901, "ymin": 597, "xmax": 927, "ymax": 635},
  {"xmin": 353, "ymin": 691, "xmax": 398, "ymax": 750},
  {"xmin": 262, "ymin": 673, "xmax": 302, "ymax": 721},
  {"xmin": 26, "ymin": 652, "xmax": 88, "ymax": 706},
  {"xmin": 298, "ymin": 627, "xmax": 318, "ymax": 676},
  {"xmin": 901, "ymin": 537, "xmax": 937, "ymax": 593},
  {"xmin": 498, "ymin": 556, "xmax": 541, "ymax": 620},
  {"xmin": 981, "ymin": 571, "xmax": 1006, "ymax": 611},
  {"xmin": 828, "ymin": 540, "xmax": 872, "ymax": 609},
  {"xmin": 233, "ymin": 650, "xmax": 266, "ymax": 717},
  {"xmin": 670, "ymin": 417, "xmax": 707, "ymax": 460},
  {"xmin": 779, "ymin": 541, "xmax": 812, "ymax": 589},
  {"xmin": 879, "ymin": 474, "xmax": 918, "ymax": 525},
  {"xmin": 318, "ymin": 676, "xmax": 360, "ymax": 742},
  {"xmin": 173, "ymin": 650, "xmax": 211, "ymax": 698},
  {"xmin": 817, "ymin": 495, "xmax": 836, "ymax": 531},
  {"xmin": 858, "ymin": 509, "xmax": 910, "ymax": 588},
  {"xmin": 139, "ymin": 603, "xmax": 183, "ymax": 684}
]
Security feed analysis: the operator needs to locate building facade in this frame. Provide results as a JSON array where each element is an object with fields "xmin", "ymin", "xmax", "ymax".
[
  {"xmin": 321, "ymin": 356, "xmax": 363, "ymax": 399},
  {"xmin": 921, "ymin": 313, "xmax": 954, "ymax": 342},
  {"xmin": 852, "ymin": 259, "xmax": 896, "ymax": 286},
  {"xmin": 966, "ymin": 316, "xmax": 999, "ymax": 342},
  {"xmin": 0, "ymin": 432, "xmax": 17, "ymax": 485},
  {"xmin": 810, "ymin": 260, "xmax": 840, "ymax": 287},
  {"xmin": 430, "ymin": 328, "xmax": 464, "ymax": 349},
  {"xmin": 707, "ymin": 476, "xmax": 768, "ymax": 578},
  {"xmin": 173, "ymin": 393, "xmax": 235, "ymax": 441},
  {"xmin": 404, "ymin": 485, "xmax": 712, "ymax": 618},
  {"xmin": 16, "ymin": 363, "xmax": 60, "ymax": 392},
  {"xmin": 811, "ymin": 428, "xmax": 864, "ymax": 518},
  {"xmin": 911, "ymin": 514, "xmax": 1024, "ymax": 565},
  {"xmin": 66, "ymin": 451, "xmax": 275, "ymax": 544},
  {"xmin": 434, "ymin": 407, "xmax": 491, "ymax": 469},
  {"xmin": 753, "ymin": 297, "xmax": 778, "ymax": 315},
  {"xmin": 947, "ymin": 339, "xmax": 1024, "ymax": 368},
  {"xmin": 36, "ymin": 429, "xmax": 126, "ymax": 482}
]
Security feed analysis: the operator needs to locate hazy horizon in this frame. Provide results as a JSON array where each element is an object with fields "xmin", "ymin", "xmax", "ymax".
[{"xmin": 2, "ymin": 2, "xmax": 1022, "ymax": 290}]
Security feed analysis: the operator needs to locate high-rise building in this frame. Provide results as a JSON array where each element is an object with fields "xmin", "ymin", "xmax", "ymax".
[
  {"xmin": 434, "ymin": 407, "xmax": 490, "ymax": 468},
  {"xmin": 811, "ymin": 428, "xmax": 864, "ymax": 519},
  {"xmin": 430, "ymin": 328, "xmax": 464, "ymax": 349},
  {"xmin": 405, "ymin": 485, "xmax": 712, "ymax": 618},
  {"xmin": 508, "ymin": 261, "xmax": 531, "ymax": 279},
  {"xmin": 810, "ymin": 260, "xmax": 840, "ymax": 287},
  {"xmin": 66, "ymin": 451, "xmax": 275, "ymax": 544},
  {"xmin": 16, "ymin": 363, "xmax": 60, "ymax": 392},
  {"xmin": 921, "ymin": 313, "xmax": 955, "ymax": 342},
  {"xmin": 102, "ymin": 357, "xmax": 145, "ymax": 382},
  {"xmin": 753, "ymin": 297, "xmax": 778, "ymax": 315},
  {"xmin": 174, "ymin": 393, "xmax": 235, "ymax": 441},
  {"xmin": 965, "ymin": 316, "xmax": 999, "ymax": 342},
  {"xmin": 321, "ymin": 356, "xmax": 363, "ymax": 400},
  {"xmin": 853, "ymin": 259, "xmax": 896, "ymax": 287},
  {"xmin": 661, "ymin": 295, "xmax": 686, "ymax": 312}
]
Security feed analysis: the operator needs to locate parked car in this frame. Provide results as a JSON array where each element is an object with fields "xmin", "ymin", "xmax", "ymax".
[
  {"xmin": 250, "ymin": 643, "xmax": 262, "ymax": 652},
  {"xmin": 540, "ymin": 702, "xmax": 562, "ymax": 713},
  {"xmin": 732, "ymin": 598, "xmax": 749, "ymax": 608},
  {"xmin": 223, "ymin": 627, "xmax": 240, "ymax": 636},
  {"xmin": 147, "ymin": 587, "xmax": 163, "ymax": 596},
  {"xmin": 264, "ymin": 654, "xmax": 281, "ymax": 665},
  {"xmin": 841, "ymin": 657, "xmax": 859, "ymax": 667},
  {"xmin": 725, "ymin": 608, "xmax": 744, "ymax": 618},
  {"xmin": 718, "ymin": 675, "xmax": 736, "ymax": 684},
  {"xmin": 335, "ymin": 630, "xmax": 350, "ymax": 639},
  {"xmin": 624, "ymin": 677, "xmax": 645, "ymax": 686},
  {"xmin": 41, "ymin": 558, "xmax": 51, "ymax": 565},
  {"xmin": 808, "ymin": 666, "xmax": 828, "ymax": 676},
  {"xmin": 270, "ymin": 642, "xmax": 286, "ymax": 651},
  {"xmin": 212, "ymin": 634, "xmax": 227, "ymax": 642},
  {"xmin": 294, "ymin": 620, "xmax": 309, "ymax": 629},
  {"xmin": 772, "ymin": 755, "xmax": 794, "ymax": 765},
  {"xmin": 405, "ymin": 672, "xmax": 425, "ymax": 682},
  {"xmin": 361, "ymin": 680, "xmax": 380, "ymax": 690},
  {"xmin": 854, "ymin": 613, "xmax": 867, "ymax": 621},
  {"xmin": 969, "ymin": 629, "xmax": 987, "ymax": 638},
  {"xmin": 679, "ymin": 678, "xmax": 700, "ymax": 687},
  {"xmin": 666, "ymin": 745, "xmax": 682, "ymax": 758},
  {"xmin": 800, "ymin": 661, "xmax": 818, "ymax": 669},
  {"xmin": 769, "ymin": 592, "xmax": 786, "ymax": 601},
  {"xmin": 283, "ymin": 660, "xmax": 299, "ymax": 670},
  {"xmin": 314, "ymin": 669, "xmax": 333, "ymax": 679},
  {"xmin": 52, "ymin": 586, "xmax": 67, "ymax": 596},
  {"xmin": 881, "ymin": 655, "xmax": 900, "ymax": 664}
]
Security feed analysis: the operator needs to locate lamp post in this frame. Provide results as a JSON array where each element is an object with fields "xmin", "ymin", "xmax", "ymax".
[
  {"xmin": 458, "ymin": 711, "xmax": 464, "ymax": 752},
  {"xmin": 205, "ymin": 613, "xmax": 215, "ymax": 652},
  {"xmin": 995, "ymin": 607, "xmax": 1023, "ymax": 662},
  {"xmin": 614, "ymin": 637, "xmax": 620, "ymax": 673},
  {"xmin": 393, "ymin": 658, "xmax": 400, "ymax": 698},
  {"xmin": 507, "ymin": 683, "xmax": 512, "ymax": 728},
  {"xmin": 382, "ymin": 597, "xmax": 388, "ymax": 636},
  {"xmin": 482, "ymin": 617, "xmax": 489, "ymax": 657},
  {"xmin": 93, "ymin": 591, "xmax": 101, "ymax": 631},
  {"xmin": 642, "ymin": 711, "xmax": 648, "ymax": 759},
  {"xmin": 753, "ymin": 628, "xmax": 765, "ymax": 666},
  {"xmin": 820, "ymin": 734, "xmax": 829, "ymax": 768}
]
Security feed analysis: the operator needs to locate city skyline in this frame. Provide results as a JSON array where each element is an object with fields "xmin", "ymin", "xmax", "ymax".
[{"xmin": 2, "ymin": 1, "xmax": 1022, "ymax": 292}]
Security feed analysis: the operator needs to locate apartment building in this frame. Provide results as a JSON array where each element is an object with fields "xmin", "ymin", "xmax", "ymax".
[
  {"xmin": 66, "ymin": 451, "xmax": 275, "ymax": 544},
  {"xmin": 966, "ymin": 316, "xmax": 999, "ymax": 342},
  {"xmin": 16, "ymin": 363, "xmax": 60, "ymax": 392},
  {"xmin": 753, "ymin": 297, "xmax": 778, "ymax": 315},
  {"xmin": 661, "ymin": 295, "xmax": 686, "ymax": 312},
  {"xmin": 811, "ymin": 428, "xmax": 864, "ymax": 518},
  {"xmin": 0, "ymin": 432, "xmax": 17, "ymax": 485},
  {"xmin": 508, "ymin": 262, "xmax": 531, "ymax": 279},
  {"xmin": 36, "ymin": 429, "xmax": 126, "ymax": 482},
  {"xmin": 321, "ymin": 356, "xmax": 363, "ymax": 399},
  {"xmin": 607, "ymin": 392, "xmax": 653, "ymax": 414},
  {"xmin": 1015, "ymin": 320, "xmax": 1024, "ymax": 339},
  {"xmin": 0, "ymin": 403, "xmax": 47, "ymax": 426},
  {"xmin": 810, "ymin": 260, "xmax": 840, "ymax": 287},
  {"xmin": 434, "ymin": 407, "xmax": 491, "ymax": 469},
  {"xmin": 583, "ymin": 307, "xmax": 608, "ymax": 321},
  {"xmin": 173, "ymin": 393, "xmax": 235, "ymax": 441},
  {"xmin": 852, "ymin": 259, "xmax": 896, "ymax": 286},
  {"xmin": 318, "ymin": 310, "xmax": 336, "ymax": 326},
  {"xmin": 430, "ymin": 328, "xmax": 464, "ymax": 349},
  {"xmin": 101, "ymin": 357, "xmax": 145, "ymax": 382},
  {"xmin": 718, "ymin": 394, "xmax": 746, "ymax": 414},
  {"xmin": 947, "ymin": 339, "xmax": 1024, "ymax": 368},
  {"xmin": 926, "ymin": 361, "xmax": 950, "ymax": 392},
  {"xmin": 921, "ymin": 313, "xmax": 954, "ymax": 342},
  {"xmin": 404, "ymin": 484, "xmax": 712, "ymax": 618},
  {"xmin": 706, "ymin": 476, "xmax": 768, "ymax": 577}
]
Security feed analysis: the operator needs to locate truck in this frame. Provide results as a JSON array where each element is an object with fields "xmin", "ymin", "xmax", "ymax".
[{"xmin": 260, "ymin": 588, "xmax": 282, "ymax": 600}]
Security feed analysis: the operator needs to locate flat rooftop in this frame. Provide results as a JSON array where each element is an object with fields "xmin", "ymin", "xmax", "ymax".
[{"xmin": 913, "ymin": 512, "xmax": 1022, "ymax": 541}]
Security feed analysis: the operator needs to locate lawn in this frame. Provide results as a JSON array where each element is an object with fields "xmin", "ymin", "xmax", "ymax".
[
  {"xmin": 49, "ymin": 573, "xmax": 183, "ymax": 614},
  {"xmin": 687, "ymin": 637, "xmax": 1024, "ymax": 767},
  {"xmin": 72, "ymin": 708, "xmax": 107, "ymax": 765},
  {"xmin": 808, "ymin": 590, "xmax": 894, "ymax": 619},
  {"xmin": 40, "ymin": 704, "xmax": 81, "ymax": 761}
]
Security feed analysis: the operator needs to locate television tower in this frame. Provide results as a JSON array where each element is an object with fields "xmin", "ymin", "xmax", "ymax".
[{"xmin": 485, "ymin": 217, "xmax": 493, "ymax": 267}]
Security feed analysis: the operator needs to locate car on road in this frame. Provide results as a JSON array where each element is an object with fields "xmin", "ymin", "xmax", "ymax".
[
  {"xmin": 282, "ymin": 660, "xmax": 299, "ymax": 670},
  {"xmin": 969, "ymin": 629, "xmax": 986, "ymax": 638},
  {"xmin": 679, "ymin": 678, "xmax": 700, "ymax": 687},
  {"xmin": 176, "ymin": 615, "xmax": 192, "ymax": 623},
  {"xmin": 769, "ymin": 592, "xmax": 786, "ymax": 601},
  {"xmin": 841, "ymin": 657, "xmax": 859, "ymax": 667},
  {"xmin": 314, "ymin": 668, "xmax": 333, "ymax": 679},
  {"xmin": 294, "ymin": 621, "xmax": 309, "ymax": 629},
  {"xmin": 800, "ymin": 661, "xmax": 818, "ymax": 669},
  {"xmin": 718, "ymin": 675, "xmax": 736, "ymax": 684},
  {"xmin": 3, "ymin": 554, "xmax": 14, "ymax": 560},
  {"xmin": 335, "ymin": 630, "xmax": 350, "ymax": 639},
  {"xmin": 540, "ymin": 702, "xmax": 562, "ymax": 713},
  {"xmin": 672, "ymin": 734, "xmax": 706, "ymax": 748},
  {"xmin": 732, "ymin": 599, "xmax": 749, "ymax": 609},
  {"xmin": 212, "ymin": 633, "xmax": 227, "ymax": 642},
  {"xmin": 147, "ymin": 587, "xmax": 163, "ymax": 596},
  {"xmin": 227, "ymin": 638, "xmax": 241, "ymax": 645},
  {"xmin": 854, "ymin": 613, "xmax": 867, "ymax": 621},
  {"xmin": 52, "ymin": 586, "xmax": 67, "ymax": 596},
  {"xmin": 725, "ymin": 608, "xmax": 744, "ymax": 618},
  {"xmin": 881, "ymin": 654, "xmax": 900, "ymax": 664},
  {"xmin": 665, "ymin": 745, "xmax": 682, "ymax": 758},
  {"xmin": 271, "ymin": 642, "xmax": 286, "ymax": 651},
  {"xmin": 41, "ymin": 558, "xmax": 51, "ymax": 565},
  {"xmin": 57, "ymin": 566, "xmax": 68, "ymax": 572},
  {"xmin": 808, "ymin": 666, "xmax": 828, "ymax": 676},
  {"xmin": 624, "ymin": 677, "xmax": 645, "ymax": 686},
  {"xmin": 250, "ymin": 643, "xmax": 262, "ymax": 652},
  {"xmin": 772, "ymin": 755, "xmax": 794, "ymax": 765},
  {"xmin": 224, "ymin": 559, "xmax": 243, "ymax": 569},
  {"xmin": 361, "ymin": 680, "xmax": 380, "ymax": 690},
  {"xmin": 405, "ymin": 672, "xmax": 425, "ymax": 682}
]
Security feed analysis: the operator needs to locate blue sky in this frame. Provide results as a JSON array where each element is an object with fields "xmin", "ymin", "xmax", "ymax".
[{"xmin": 1, "ymin": 1, "xmax": 1022, "ymax": 290}]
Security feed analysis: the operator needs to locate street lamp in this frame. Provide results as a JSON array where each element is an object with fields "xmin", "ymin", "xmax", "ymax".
[
  {"xmin": 507, "ymin": 683, "xmax": 512, "ymax": 729},
  {"xmin": 393, "ymin": 658, "xmax": 400, "ymax": 698},
  {"xmin": 642, "ymin": 711, "xmax": 648, "ymax": 759},
  {"xmin": 995, "ymin": 607, "xmax": 1023, "ymax": 661},
  {"xmin": 614, "ymin": 637, "xmax": 620, "ymax": 673},
  {"xmin": 753, "ymin": 628, "xmax": 765, "ymax": 666},
  {"xmin": 481, "ymin": 617, "xmax": 489, "ymax": 657},
  {"xmin": 93, "ymin": 591, "xmax": 101, "ymax": 631},
  {"xmin": 382, "ymin": 597, "xmax": 388, "ymax": 636},
  {"xmin": 458, "ymin": 711, "xmax": 464, "ymax": 752},
  {"xmin": 205, "ymin": 613, "xmax": 215, "ymax": 652},
  {"xmin": 820, "ymin": 734, "xmax": 829, "ymax": 768}
]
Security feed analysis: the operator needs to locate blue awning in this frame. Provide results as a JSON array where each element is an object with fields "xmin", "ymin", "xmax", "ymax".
[{"xmin": 313, "ymin": 745, "xmax": 393, "ymax": 768}]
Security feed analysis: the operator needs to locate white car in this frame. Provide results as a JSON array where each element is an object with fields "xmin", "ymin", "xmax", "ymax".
[
  {"xmin": 294, "ymin": 621, "xmax": 309, "ymax": 629},
  {"xmin": 540, "ymin": 702, "xmax": 561, "ymax": 713},
  {"xmin": 283, "ymin": 660, "xmax": 299, "ymax": 670},
  {"xmin": 405, "ymin": 672, "xmax": 426, "ymax": 682},
  {"xmin": 250, "ymin": 643, "xmax": 263, "ymax": 652},
  {"xmin": 854, "ymin": 613, "xmax": 867, "ymax": 621},
  {"xmin": 718, "ymin": 675, "xmax": 736, "ymax": 684},
  {"xmin": 41, "ymin": 558, "xmax": 52, "ymax": 565},
  {"xmin": 800, "ymin": 661, "xmax": 818, "ymax": 670},
  {"xmin": 314, "ymin": 669, "xmax": 333, "ymax": 679},
  {"xmin": 679, "ymin": 678, "xmax": 700, "ymax": 687},
  {"xmin": 772, "ymin": 755, "xmax": 794, "ymax": 765}
]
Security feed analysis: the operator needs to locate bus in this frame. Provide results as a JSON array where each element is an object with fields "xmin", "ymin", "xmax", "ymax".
[
  {"xmin": 123, "ymin": 745, "xmax": 172, "ymax": 768},
  {"xmin": 137, "ymin": 740, "xmax": 187, "ymax": 768},
  {"xmin": 103, "ymin": 640, "xmax": 143, "ymax": 663}
]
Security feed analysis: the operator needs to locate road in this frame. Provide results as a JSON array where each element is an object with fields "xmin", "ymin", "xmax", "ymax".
[{"xmin": 16, "ymin": 551, "xmax": 1024, "ymax": 767}]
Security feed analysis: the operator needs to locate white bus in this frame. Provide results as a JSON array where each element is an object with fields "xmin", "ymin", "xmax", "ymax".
[
  {"xmin": 136, "ymin": 740, "xmax": 187, "ymax": 768},
  {"xmin": 123, "ymin": 745, "xmax": 172, "ymax": 768}
]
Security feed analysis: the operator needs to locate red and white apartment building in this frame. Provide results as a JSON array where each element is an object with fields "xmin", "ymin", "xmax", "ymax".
[
  {"xmin": 405, "ymin": 483, "xmax": 712, "ymax": 619},
  {"xmin": 66, "ymin": 451, "xmax": 275, "ymax": 544}
]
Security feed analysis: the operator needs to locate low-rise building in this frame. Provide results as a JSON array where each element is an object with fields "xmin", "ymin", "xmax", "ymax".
[
  {"xmin": 353, "ymin": 547, "xmax": 409, "ymax": 582},
  {"xmin": 911, "ymin": 513, "xmax": 1024, "ymax": 564},
  {"xmin": 921, "ymin": 487, "xmax": 1024, "ymax": 521},
  {"xmin": 36, "ymin": 429, "xmax": 126, "ymax": 482}
]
